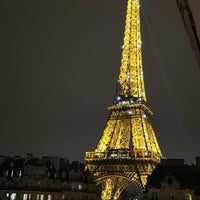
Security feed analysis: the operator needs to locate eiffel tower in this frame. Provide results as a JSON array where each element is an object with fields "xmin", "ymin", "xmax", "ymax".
[{"xmin": 85, "ymin": 0, "xmax": 163, "ymax": 199}]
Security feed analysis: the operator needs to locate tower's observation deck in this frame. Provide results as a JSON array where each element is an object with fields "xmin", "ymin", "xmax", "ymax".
[{"xmin": 85, "ymin": 0, "xmax": 163, "ymax": 199}]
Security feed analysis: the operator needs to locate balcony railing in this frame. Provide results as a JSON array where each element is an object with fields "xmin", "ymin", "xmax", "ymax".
[{"xmin": 85, "ymin": 149, "xmax": 161, "ymax": 163}]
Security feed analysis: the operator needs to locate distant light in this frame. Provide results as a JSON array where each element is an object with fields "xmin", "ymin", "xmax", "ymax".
[
  {"xmin": 116, "ymin": 96, "xmax": 121, "ymax": 101},
  {"xmin": 128, "ymin": 110, "xmax": 132, "ymax": 115},
  {"xmin": 142, "ymin": 114, "xmax": 147, "ymax": 118}
]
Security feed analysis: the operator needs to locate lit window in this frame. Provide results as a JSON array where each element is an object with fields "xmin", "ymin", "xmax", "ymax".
[
  {"xmin": 28, "ymin": 194, "xmax": 31, "ymax": 200},
  {"xmin": 78, "ymin": 184, "xmax": 82, "ymax": 190},
  {"xmin": 40, "ymin": 194, "xmax": 44, "ymax": 200},
  {"xmin": 6, "ymin": 193, "xmax": 10, "ymax": 197},
  {"xmin": 23, "ymin": 194, "xmax": 28, "ymax": 200},
  {"xmin": 11, "ymin": 170, "xmax": 14, "ymax": 177},
  {"xmin": 19, "ymin": 170, "xmax": 22, "ymax": 177},
  {"xmin": 37, "ymin": 194, "xmax": 40, "ymax": 200},
  {"xmin": 11, "ymin": 193, "xmax": 16, "ymax": 200},
  {"xmin": 48, "ymin": 195, "xmax": 52, "ymax": 200}
]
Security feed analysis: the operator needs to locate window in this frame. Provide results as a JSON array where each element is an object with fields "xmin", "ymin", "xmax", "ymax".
[
  {"xmin": 151, "ymin": 192, "xmax": 158, "ymax": 200},
  {"xmin": 78, "ymin": 184, "xmax": 82, "ymax": 190},
  {"xmin": 10, "ymin": 193, "xmax": 16, "ymax": 200},
  {"xmin": 47, "ymin": 172, "xmax": 50, "ymax": 177},
  {"xmin": 24, "ymin": 194, "xmax": 32, "ymax": 200},
  {"xmin": 11, "ymin": 170, "xmax": 14, "ymax": 177},
  {"xmin": 185, "ymin": 193, "xmax": 192, "ymax": 200},
  {"xmin": 48, "ymin": 195, "xmax": 52, "ymax": 200},
  {"xmin": 23, "ymin": 194, "xmax": 28, "ymax": 200},
  {"xmin": 40, "ymin": 194, "xmax": 44, "ymax": 200},
  {"xmin": 5, "ymin": 171, "xmax": 8, "ymax": 177},
  {"xmin": 19, "ymin": 170, "xmax": 22, "ymax": 177}
]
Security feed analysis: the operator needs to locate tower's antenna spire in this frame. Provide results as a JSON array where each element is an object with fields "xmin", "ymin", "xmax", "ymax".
[{"xmin": 116, "ymin": 0, "xmax": 146, "ymax": 104}]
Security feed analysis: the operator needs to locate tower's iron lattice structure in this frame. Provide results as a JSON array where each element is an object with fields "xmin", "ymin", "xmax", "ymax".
[{"xmin": 85, "ymin": 0, "xmax": 163, "ymax": 199}]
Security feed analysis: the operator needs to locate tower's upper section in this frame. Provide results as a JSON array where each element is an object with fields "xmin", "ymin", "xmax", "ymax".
[{"xmin": 115, "ymin": 0, "xmax": 146, "ymax": 105}]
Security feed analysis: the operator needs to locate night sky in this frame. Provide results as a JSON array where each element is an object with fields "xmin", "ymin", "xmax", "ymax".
[{"xmin": 0, "ymin": 0, "xmax": 200, "ymax": 165}]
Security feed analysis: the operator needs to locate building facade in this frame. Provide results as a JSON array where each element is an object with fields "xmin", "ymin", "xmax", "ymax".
[
  {"xmin": 143, "ymin": 157, "xmax": 200, "ymax": 200},
  {"xmin": 176, "ymin": 0, "xmax": 200, "ymax": 67},
  {"xmin": 1, "ymin": 154, "xmax": 200, "ymax": 200},
  {"xmin": 0, "ymin": 154, "xmax": 98, "ymax": 200}
]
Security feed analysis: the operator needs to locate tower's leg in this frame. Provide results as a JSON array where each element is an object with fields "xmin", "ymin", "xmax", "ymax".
[{"xmin": 100, "ymin": 177, "xmax": 131, "ymax": 200}]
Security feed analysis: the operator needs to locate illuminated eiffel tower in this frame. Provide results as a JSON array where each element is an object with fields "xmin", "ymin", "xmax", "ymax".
[{"xmin": 85, "ymin": 0, "xmax": 163, "ymax": 199}]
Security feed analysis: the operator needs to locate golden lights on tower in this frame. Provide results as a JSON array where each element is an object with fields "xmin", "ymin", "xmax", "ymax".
[{"xmin": 85, "ymin": 0, "xmax": 163, "ymax": 199}]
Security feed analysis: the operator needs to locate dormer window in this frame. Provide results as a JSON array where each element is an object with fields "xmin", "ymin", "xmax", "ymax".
[
  {"xmin": 19, "ymin": 170, "xmax": 22, "ymax": 177},
  {"xmin": 4, "ymin": 170, "xmax": 9, "ymax": 177},
  {"xmin": 10, "ymin": 162, "xmax": 14, "ymax": 167},
  {"xmin": 11, "ymin": 170, "xmax": 14, "ymax": 177}
]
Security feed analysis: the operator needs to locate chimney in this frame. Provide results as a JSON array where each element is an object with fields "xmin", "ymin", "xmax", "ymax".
[
  {"xmin": 26, "ymin": 153, "xmax": 33, "ymax": 161},
  {"xmin": 195, "ymin": 156, "xmax": 200, "ymax": 171}
]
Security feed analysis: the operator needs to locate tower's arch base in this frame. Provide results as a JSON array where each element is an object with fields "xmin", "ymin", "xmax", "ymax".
[{"xmin": 97, "ymin": 176, "xmax": 132, "ymax": 200}]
